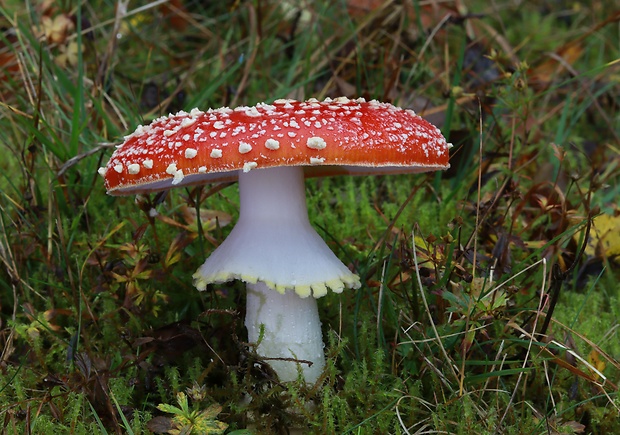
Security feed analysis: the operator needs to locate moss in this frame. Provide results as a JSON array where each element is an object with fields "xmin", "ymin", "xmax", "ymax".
[{"xmin": 555, "ymin": 281, "xmax": 620, "ymax": 365}]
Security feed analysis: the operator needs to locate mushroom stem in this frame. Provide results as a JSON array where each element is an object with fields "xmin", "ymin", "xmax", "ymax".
[
  {"xmin": 230, "ymin": 166, "xmax": 339, "ymax": 383},
  {"xmin": 245, "ymin": 281, "xmax": 324, "ymax": 383},
  {"xmin": 194, "ymin": 166, "xmax": 359, "ymax": 383},
  {"xmin": 237, "ymin": 167, "xmax": 326, "ymax": 382}
]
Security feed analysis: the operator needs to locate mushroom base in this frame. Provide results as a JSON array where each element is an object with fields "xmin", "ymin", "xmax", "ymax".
[{"xmin": 245, "ymin": 281, "xmax": 325, "ymax": 383}]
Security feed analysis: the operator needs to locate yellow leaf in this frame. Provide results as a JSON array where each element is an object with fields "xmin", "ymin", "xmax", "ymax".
[
  {"xmin": 587, "ymin": 350, "xmax": 606, "ymax": 380},
  {"xmin": 575, "ymin": 213, "xmax": 620, "ymax": 259}
]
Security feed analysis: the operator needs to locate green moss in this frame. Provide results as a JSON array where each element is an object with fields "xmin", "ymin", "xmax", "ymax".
[{"xmin": 555, "ymin": 281, "xmax": 620, "ymax": 359}]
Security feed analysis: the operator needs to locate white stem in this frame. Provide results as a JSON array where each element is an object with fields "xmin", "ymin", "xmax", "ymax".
[
  {"xmin": 245, "ymin": 281, "xmax": 324, "ymax": 383},
  {"xmin": 193, "ymin": 166, "xmax": 360, "ymax": 383}
]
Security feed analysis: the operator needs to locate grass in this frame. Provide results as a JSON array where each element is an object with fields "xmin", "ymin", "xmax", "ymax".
[{"xmin": 1, "ymin": 0, "xmax": 620, "ymax": 433}]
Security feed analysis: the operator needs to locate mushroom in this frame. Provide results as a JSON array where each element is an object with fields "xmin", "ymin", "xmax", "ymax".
[{"xmin": 101, "ymin": 97, "xmax": 450, "ymax": 384}]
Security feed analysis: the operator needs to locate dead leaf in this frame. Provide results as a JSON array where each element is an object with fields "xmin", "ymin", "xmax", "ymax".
[
  {"xmin": 575, "ymin": 212, "xmax": 620, "ymax": 260},
  {"xmin": 39, "ymin": 14, "xmax": 75, "ymax": 44},
  {"xmin": 180, "ymin": 205, "xmax": 232, "ymax": 232},
  {"xmin": 587, "ymin": 350, "xmax": 606, "ymax": 381},
  {"xmin": 530, "ymin": 42, "xmax": 584, "ymax": 86},
  {"xmin": 160, "ymin": 0, "xmax": 189, "ymax": 32},
  {"xmin": 146, "ymin": 415, "xmax": 175, "ymax": 433},
  {"xmin": 346, "ymin": 0, "xmax": 387, "ymax": 17}
]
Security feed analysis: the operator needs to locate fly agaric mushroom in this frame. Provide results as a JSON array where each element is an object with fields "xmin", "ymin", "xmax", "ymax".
[{"xmin": 101, "ymin": 97, "xmax": 450, "ymax": 383}]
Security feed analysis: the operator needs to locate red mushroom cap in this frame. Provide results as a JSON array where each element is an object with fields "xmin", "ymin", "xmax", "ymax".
[{"xmin": 101, "ymin": 97, "xmax": 450, "ymax": 195}]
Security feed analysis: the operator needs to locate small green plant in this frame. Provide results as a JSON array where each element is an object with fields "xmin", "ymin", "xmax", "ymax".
[{"xmin": 151, "ymin": 391, "xmax": 227, "ymax": 435}]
